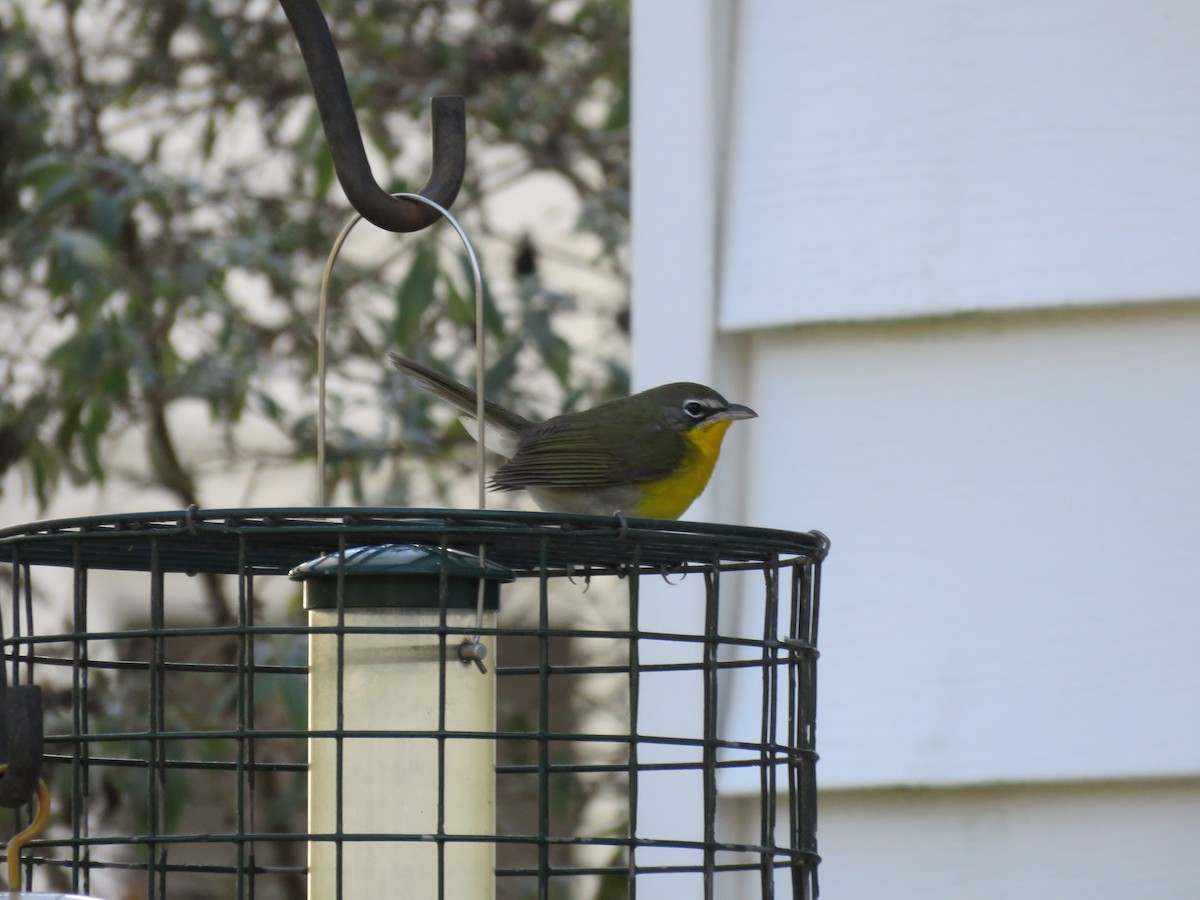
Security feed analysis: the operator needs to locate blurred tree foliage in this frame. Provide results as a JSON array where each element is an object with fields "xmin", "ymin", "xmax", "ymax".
[
  {"xmin": 0, "ymin": 0, "xmax": 630, "ymax": 512},
  {"xmin": 2, "ymin": 6, "xmax": 630, "ymax": 889}
]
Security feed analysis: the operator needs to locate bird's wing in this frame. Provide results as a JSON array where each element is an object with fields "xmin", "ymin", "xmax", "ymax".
[{"xmin": 490, "ymin": 419, "xmax": 684, "ymax": 490}]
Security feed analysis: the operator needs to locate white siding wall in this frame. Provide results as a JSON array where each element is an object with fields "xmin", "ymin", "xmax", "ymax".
[
  {"xmin": 722, "ymin": 0, "xmax": 1200, "ymax": 326},
  {"xmin": 728, "ymin": 781, "xmax": 1200, "ymax": 899},
  {"xmin": 633, "ymin": 0, "xmax": 1200, "ymax": 896},
  {"xmin": 741, "ymin": 305, "xmax": 1200, "ymax": 788},
  {"xmin": 630, "ymin": 2, "xmax": 732, "ymax": 894}
]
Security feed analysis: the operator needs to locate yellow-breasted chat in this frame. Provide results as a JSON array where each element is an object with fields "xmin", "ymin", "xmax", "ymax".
[{"xmin": 386, "ymin": 352, "xmax": 757, "ymax": 519}]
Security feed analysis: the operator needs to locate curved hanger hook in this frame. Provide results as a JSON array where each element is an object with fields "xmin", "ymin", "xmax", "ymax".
[
  {"xmin": 1, "ymin": 769, "xmax": 50, "ymax": 889},
  {"xmin": 279, "ymin": 0, "xmax": 466, "ymax": 233}
]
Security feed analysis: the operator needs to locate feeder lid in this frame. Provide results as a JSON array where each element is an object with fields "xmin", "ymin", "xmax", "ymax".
[{"xmin": 289, "ymin": 543, "xmax": 515, "ymax": 582}]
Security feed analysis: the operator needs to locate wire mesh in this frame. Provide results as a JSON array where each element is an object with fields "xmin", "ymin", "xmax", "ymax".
[{"xmin": 0, "ymin": 507, "xmax": 825, "ymax": 898}]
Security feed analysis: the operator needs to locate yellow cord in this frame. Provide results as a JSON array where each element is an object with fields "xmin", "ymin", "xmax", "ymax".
[{"xmin": 0, "ymin": 767, "xmax": 51, "ymax": 889}]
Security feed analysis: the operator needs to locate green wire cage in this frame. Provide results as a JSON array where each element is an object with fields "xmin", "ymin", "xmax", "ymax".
[{"xmin": 0, "ymin": 506, "xmax": 826, "ymax": 898}]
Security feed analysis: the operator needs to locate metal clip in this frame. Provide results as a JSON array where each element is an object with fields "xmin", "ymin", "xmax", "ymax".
[
  {"xmin": 0, "ymin": 680, "xmax": 43, "ymax": 810},
  {"xmin": 457, "ymin": 639, "xmax": 489, "ymax": 674},
  {"xmin": 279, "ymin": 0, "xmax": 466, "ymax": 233}
]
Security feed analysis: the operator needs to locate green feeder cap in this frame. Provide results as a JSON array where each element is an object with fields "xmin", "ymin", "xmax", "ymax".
[{"xmin": 290, "ymin": 544, "xmax": 513, "ymax": 611}]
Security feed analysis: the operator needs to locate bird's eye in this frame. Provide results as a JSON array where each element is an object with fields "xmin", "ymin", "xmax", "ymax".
[{"xmin": 683, "ymin": 400, "xmax": 706, "ymax": 419}]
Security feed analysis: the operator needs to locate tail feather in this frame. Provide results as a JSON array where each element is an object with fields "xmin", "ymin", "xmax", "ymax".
[{"xmin": 385, "ymin": 352, "xmax": 531, "ymax": 455}]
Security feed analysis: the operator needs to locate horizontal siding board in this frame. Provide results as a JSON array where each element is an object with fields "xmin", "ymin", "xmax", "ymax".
[
  {"xmin": 723, "ymin": 781, "xmax": 1200, "ymax": 898},
  {"xmin": 727, "ymin": 305, "xmax": 1200, "ymax": 788},
  {"xmin": 721, "ymin": 0, "xmax": 1200, "ymax": 327}
]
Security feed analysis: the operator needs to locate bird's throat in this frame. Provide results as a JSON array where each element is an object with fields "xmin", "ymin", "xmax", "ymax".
[{"xmin": 631, "ymin": 420, "xmax": 733, "ymax": 519}]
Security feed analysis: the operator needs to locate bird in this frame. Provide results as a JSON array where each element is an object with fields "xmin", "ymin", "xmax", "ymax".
[{"xmin": 386, "ymin": 352, "xmax": 757, "ymax": 519}]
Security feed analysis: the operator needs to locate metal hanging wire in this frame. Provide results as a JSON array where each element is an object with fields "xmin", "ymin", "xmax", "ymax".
[{"xmin": 315, "ymin": 194, "xmax": 493, "ymax": 669}]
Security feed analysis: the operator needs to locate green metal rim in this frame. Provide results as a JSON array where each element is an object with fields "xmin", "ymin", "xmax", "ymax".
[{"xmin": 0, "ymin": 507, "xmax": 830, "ymax": 576}]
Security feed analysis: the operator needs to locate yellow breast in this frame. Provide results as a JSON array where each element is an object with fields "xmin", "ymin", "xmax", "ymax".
[{"xmin": 631, "ymin": 420, "xmax": 734, "ymax": 519}]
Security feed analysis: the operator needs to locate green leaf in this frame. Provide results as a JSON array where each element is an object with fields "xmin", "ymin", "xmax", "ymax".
[
  {"xmin": 193, "ymin": 0, "xmax": 234, "ymax": 61},
  {"xmin": 255, "ymin": 390, "xmax": 283, "ymax": 423},
  {"xmin": 91, "ymin": 190, "xmax": 125, "ymax": 245},
  {"xmin": 20, "ymin": 156, "xmax": 76, "ymax": 195},
  {"xmin": 456, "ymin": 250, "xmax": 505, "ymax": 338},
  {"xmin": 313, "ymin": 143, "xmax": 335, "ymax": 200},
  {"xmin": 25, "ymin": 168, "xmax": 82, "ymax": 222},
  {"xmin": 442, "ymin": 270, "xmax": 475, "ymax": 327},
  {"xmin": 390, "ymin": 244, "xmax": 440, "ymax": 344},
  {"xmin": 202, "ymin": 112, "xmax": 218, "ymax": 160},
  {"xmin": 23, "ymin": 439, "xmax": 56, "ymax": 509},
  {"xmin": 605, "ymin": 68, "xmax": 631, "ymax": 132},
  {"xmin": 56, "ymin": 228, "xmax": 115, "ymax": 276},
  {"xmin": 79, "ymin": 401, "xmax": 111, "ymax": 483},
  {"xmin": 525, "ymin": 309, "xmax": 572, "ymax": 386},
  {"xmin": 47, "ymin": 324, "xmax": 109, "ymax": 385},
  {"xmin": 485, "ymin": 343, "xmax": 521, "ymax": 395}
]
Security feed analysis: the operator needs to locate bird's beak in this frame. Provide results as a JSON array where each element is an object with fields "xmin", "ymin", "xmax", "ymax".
[{"xmin": 714, "ymin": 403, "xmax": 757, "ymax": 422}]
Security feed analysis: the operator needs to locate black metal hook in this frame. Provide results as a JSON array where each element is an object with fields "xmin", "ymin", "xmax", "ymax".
[{"xmin": 279, "ymin": 0, "xmax": 466, "ymax": 233}]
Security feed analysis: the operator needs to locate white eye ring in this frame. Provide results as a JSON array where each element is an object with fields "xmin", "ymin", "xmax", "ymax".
[{"xmin": 683, "ymin": 400, "xmax": 706, "ymax": 419}]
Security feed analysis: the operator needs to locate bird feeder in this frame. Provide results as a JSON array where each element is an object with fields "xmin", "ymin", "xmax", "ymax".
[
  {"xmin": 291, "ymin": 544, "xmax": 512, "ymax": 898},
  {"xmin": 0, "ymin": 508, "xmax": 825, "ymax": 898}
]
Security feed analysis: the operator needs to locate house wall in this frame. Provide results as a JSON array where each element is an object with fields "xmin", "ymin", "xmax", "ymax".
[
  {"xmin": 633, "ymin": 0, "xmax": 1200, "ymax": 896},
  {"xmin": 726, "ymin": 779, "xmax": 1200, "ymax": 899}
]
